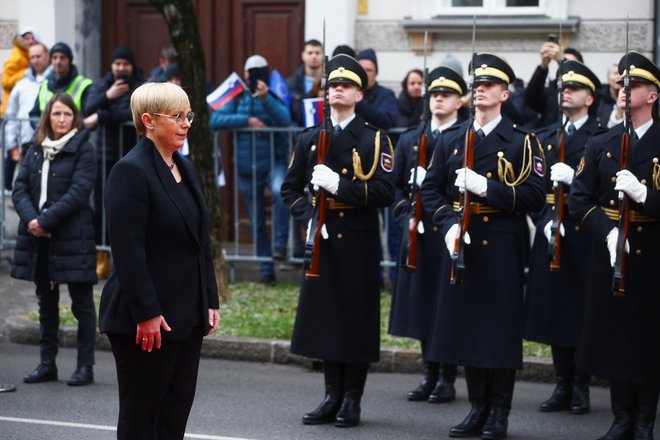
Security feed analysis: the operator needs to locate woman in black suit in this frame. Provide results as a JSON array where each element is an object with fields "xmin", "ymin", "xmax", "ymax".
[{"xmin": 99, "ymin": 82, "xmax": 220, "ymax": 440}]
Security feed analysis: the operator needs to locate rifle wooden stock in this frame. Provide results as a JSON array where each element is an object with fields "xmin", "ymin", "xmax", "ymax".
[
  {"xmin": 548, "ymin": 129, "xmax": 566, "ymax": 271},
  {"xmin": 304, "ymin": 129, "xmax": 329, "ymax": 279},
  {"xmin": 450, "ymin": 128, "xmax": 475, "ymax": 286},
  {"xmin": 405, "ymin": 134, "xmax": 428, "ymax": 271},
  {"xmin": 612, "ymin": 132, "xmax": 630, "ymax": 295}
]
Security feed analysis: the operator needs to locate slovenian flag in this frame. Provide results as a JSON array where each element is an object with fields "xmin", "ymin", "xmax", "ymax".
[
  {"xmin": 302, "ymin": 97, "xmax": 324, "ymax": 127},
  {"xmin": 206, "ymin": 72, "xmax": 247, "ymax": 110}
]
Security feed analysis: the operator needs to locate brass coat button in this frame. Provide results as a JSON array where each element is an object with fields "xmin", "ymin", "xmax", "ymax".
[
  {"xmin": 635, "ymin": 249, "xmax": 642, "ymax": 255},
  {"xmin": 611, "ymin": 176, "xmax": 617, "ymax": 183},
  {"xmin": 453, "ymin": 149, "xmax": 458, "ymax": 156},
  {"xmin": 482, "ymin": 240, "xmax": 488, "ymax": 246},
  {"xmin": 636, "ymin": 225, "xmax": 643, "ymax": 232},
  {"xmin": 338, "ymin": 211, "xmax": 345, "ymax": 218},
  {"xmin": 574, "ymin": 225, "xmax": 580, "ymax": 231},
  {"xmin": 486, "ymin": 172, "xmax": 493, "ymax": 178},
  {"xmin": 337, "ymin": 233, "xmax": 343, "ymax": 239},
  {"xmin": 413, "ymin": 145, "xmax": 418, "ymax": 152},
  {"xmin": 311, "ymin": 145, "xmax": 317, "ymax": 151},
  {"xmin": 433, "ymin": 226, "xmax": 438, "ymax": 232},
  {"xmin": 641, "ymin": 179, "xmax": 647, "ymax": 185},
  {"xmin": 482, "ymin": 216, "xmax": 489, "ymax": 222},
  {"xmin": 341, "ymin": 168, "xmax": 348, "ymax": 175},
  {"xmin": 547, "ymin": 144, "xmax": 553, "ymax": 151},
  {"xmin": 607, "ymin": 152, "xmax": 612, "ymax": 158},
  {"xmin": 610, "ymin": 199, "xmax": 615, "ymax": 206}
]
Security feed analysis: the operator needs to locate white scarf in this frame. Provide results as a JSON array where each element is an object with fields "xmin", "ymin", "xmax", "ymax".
[{"xmin": 39, "ymin": 129, "xmax": 78, "ymax": 210}]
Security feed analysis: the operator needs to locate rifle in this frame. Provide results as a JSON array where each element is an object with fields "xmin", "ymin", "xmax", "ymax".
[
  {"xmin": 404, "ymin": 31, "xmax": 430, "ymax": 271},
  {"xmin": 450, "ymin": 16, "xmax": 477, "ymax": 286},
  {"xmin": 612, "ymin": 17, "xmax": 632, "ymax": 295},
  {"xmin": 548, "ymin": 22, "xmax": 566, "ymax": 271},
  {"xmin": 304, "ymin": 21, "xmax": 330, "ymax": 280}
]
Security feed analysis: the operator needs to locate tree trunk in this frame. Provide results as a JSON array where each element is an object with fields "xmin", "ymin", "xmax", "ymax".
[{"xmin": 148, "ymin": 0, "xmax": 230, "ymax": 302}]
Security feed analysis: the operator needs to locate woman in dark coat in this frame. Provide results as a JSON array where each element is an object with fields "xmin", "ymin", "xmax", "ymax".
[
  {"xmin": 12, "ymin": 92, "xmax": 97, "ymax": 386},
  {"xmin": 395, "ymin": 69, "xmax": 424, "ymax": 128},
  {"xmin": 99, "ymin": 82, "xmax": 220, "ymax": 440}
]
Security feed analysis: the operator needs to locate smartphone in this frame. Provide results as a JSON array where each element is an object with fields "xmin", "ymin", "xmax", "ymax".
[
  {"xmin": 547, "ymin": 34, "xmax": 559, "ymax": 44},
  {"xmin": 248, "ymin": 66, "xmax": 269, "ymax": 93}
]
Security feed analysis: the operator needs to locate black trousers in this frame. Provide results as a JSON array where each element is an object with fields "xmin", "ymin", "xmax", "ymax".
[
  {"xmin": 35, "ymin": 239, "xmax": 96, "ymax": 367},
  {"xmin": 108, "ymin": 332, "xmax": 203, "ymax": 440}
]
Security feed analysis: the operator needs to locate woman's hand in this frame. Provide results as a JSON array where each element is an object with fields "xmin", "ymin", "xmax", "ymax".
[
  {"xmin": 136, "ymin": 315, "xmax": 171, "ymax": 352},
  {"xmin": 206, "ymin": 308, "xmax": 220, "ymax": 335},
  {"xmin": 27, "ymin": 219, "xmax": 51, "ymax": 238}
]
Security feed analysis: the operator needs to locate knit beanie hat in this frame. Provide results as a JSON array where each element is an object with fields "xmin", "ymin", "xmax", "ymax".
[
  {"xmin": 356, "ymin": 48, "xmax": 378, "ymax": 73},
  {"xmin": 111, "ymin": 45, "xmax": 135, "ymax": 66},
  {"xmin": 50, "ymin": 42, "xmax": 73, "ymax": 62}
]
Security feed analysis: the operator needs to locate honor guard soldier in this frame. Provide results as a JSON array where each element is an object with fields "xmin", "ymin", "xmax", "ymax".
[
  {"xmin": 524, "ymin": 60, "xmax": 606, "ymax": 415},
  {"xmin": 281, "ymin": 54, "xmax": 394, "ymax": 428},
  {"xmin": 388, "ymin": 65, "xmax": 467, "ymax": 404},
  {"xmin": 421, "ymin": 53, "xmax": 546, "ymax": 439},
  {"xmin": 569, "ymin": 51, "xmax": 660, "ymax": 440}
]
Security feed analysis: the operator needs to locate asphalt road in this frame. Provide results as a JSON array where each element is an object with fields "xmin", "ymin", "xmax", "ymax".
[{"xmin": 3, "ymin": 341, "xmax": 658, "ymax": 440}]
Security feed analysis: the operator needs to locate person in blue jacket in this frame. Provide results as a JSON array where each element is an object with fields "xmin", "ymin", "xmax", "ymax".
[{"xmin": 210, "ymin": 55, "xmax": 292, "ymax": 283}]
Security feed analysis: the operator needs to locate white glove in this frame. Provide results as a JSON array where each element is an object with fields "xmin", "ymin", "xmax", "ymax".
[
  {"xmin": 543, "ymin": 219, "xmax": 565, "ymax": 242},
  {"xmin": 615, "ymin": 170, "xmax": 647, "ymax": 204},
  {"xmin": 454, "ymin": 168, "xmax": 488, "ymax": 197},
  {"xmin": 407, "ymin": 166, "xmax": 427, "ymax": 187},
  {"xmin": 444, "ymin": 223, "xmax": 471, "ymax": 256},
  {"xmin": 606, "ymin": 227, "xmax": 630, "ymax": 267},
  {"xmin": 311, "ymin": 164, "xmax": 340, "ymax": 195},
  {"xmin": 550, "ymin": 162, "xmax": 575, "ymax": 185},
  {"xmin": 409, "ymin": 218, "xmax": 424, "ymax": 234},
  {"xmin": 306, "ymin": 219, "xmax": 329, "ymax": 241}
]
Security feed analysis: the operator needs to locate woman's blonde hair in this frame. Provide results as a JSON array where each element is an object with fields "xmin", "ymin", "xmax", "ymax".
[
  {"xmin": 130, "ymin": 82, "xmax": 190, "ymax": 135},
  {"xmin": 35, "ymin": 92, "xmax": 83, "ymax": 146}
]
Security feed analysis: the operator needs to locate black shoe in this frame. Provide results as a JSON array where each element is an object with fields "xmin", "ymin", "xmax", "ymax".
[
  {"xmin": 539, "ymin": 380, "xmax": 572, "ymax": 412},
  {"xmin": 259, "ymin": 274, "xmax": 276, "ymax": 286},
  {"xmin": 302, "ymin": 394, "xmax": 341, "ymax": 425},
  {"xmin": 23, "ymin": 362, "xmax": 58, "ymax": 384},
  {"xmin": 428, "ymin": 378, "xmax": 456, "ymax": 403},
  {"xmin": 407, "ymin": 364, "xmax": 439, "ymax": 401},
  {"xmin": 335, "ymin": 390, "xmax": 361, "ymax": 428},
  {"xmin": 570, "ymin": 381, "xmax": 590, "ymax": 415},
  {"xmin": 449, "ymin": 404, "xmax": 489, "ymax": 438},
  {"xmin": 481, "ymin": 406, "xmax": 510, "ymax": 439},
  {"xmin": 67, "ymin": 365, "xmax": 93, "ymax": 386},
  {"xmin": 273, "ymin": 246, "xmax": 287, "ymax": 261},
  {"xmin": 0, "ymin": 383, "xmax": 16, "ymax": 393}
]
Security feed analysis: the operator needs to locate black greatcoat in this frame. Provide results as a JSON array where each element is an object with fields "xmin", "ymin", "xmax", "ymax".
[
  {"xmin": 524, "ymin": 117, "xmax": 606, "ymax": 347},
  {"xmin": 388, "ymin": 125, "xmax": 449, "ymax": 342},
  {"xmin": 281, "ymin": 115, "xmax": 395, "ymax": 363},
  {"xmin": 99, "ymin": 137, "xmax": 219, "ymax": 340},
  {"xmin": 420, "ymin": 116, "xmax": 546, "ymax": 369},
  {"xmin": 569, "ymin": 122, "xmax": 660, "ymax": 384}
]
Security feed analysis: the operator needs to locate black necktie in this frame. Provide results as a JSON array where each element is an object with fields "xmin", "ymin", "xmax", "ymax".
[
  {"xmin": 334, "ymin": 125, "xmax": 342, "ymax": 135},
  {"xmin": 567, "ymin": 123, "xmax": 576, "ymax": 137},
  {"xmin": 476, "ymin": 128, "xmax": 485, "ymax": 143},
  {"xmin": 432, "ymin": 129, "xmax": 440, "ymax": 139}
]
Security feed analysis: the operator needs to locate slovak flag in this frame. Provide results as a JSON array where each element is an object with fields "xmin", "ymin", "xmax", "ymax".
[
  {"xmin": 206, "ymin": 72, "xmax": 247, "ymax": 110},
  {"xmin": 302, "ymin": 97, "xmax": 324, "ymax": 127}
]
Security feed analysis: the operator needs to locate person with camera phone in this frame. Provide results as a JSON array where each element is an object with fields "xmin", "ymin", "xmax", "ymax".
[{"xmin": 83, "ymin": 45, "xmax": 146, "ymax": 279}]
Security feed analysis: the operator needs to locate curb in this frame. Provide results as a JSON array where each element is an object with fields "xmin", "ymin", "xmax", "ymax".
[{"xmin": 5, "ymin": 314, "xmax": 556, "ymax": 382}]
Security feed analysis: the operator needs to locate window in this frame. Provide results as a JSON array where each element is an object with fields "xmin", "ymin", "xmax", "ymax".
[{"xmin": 433, "ymin": 0, "xmax": 546, "ymax": 16}]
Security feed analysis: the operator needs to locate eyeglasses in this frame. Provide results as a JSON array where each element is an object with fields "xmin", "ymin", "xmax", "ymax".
[{"xmin": 153, "ymin": 111, "xmax": 195, "ymax": 125}]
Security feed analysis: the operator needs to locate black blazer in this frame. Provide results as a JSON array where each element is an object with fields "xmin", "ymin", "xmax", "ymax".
[{"xmin": 99, "ymin": 136, "xmax": 219, "ymax": 339}]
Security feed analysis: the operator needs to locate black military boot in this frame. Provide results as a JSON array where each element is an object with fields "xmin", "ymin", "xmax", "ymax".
[
  {"xmin": 408, "ymin": 361, "xmax": 439, "ymax": 401},
  {"xmin": 570, "ymin": 372, "xmax": 591, "ymax": 415},
  {"xmin": 335, "ymin": 363, "xmax": 367, "ymax": 428},
  {"xmin": 597, "ymin": 381, "xmax": 635, "ymax": 440},
  {"xmin": 481, "ymin": 368, "xmax": 516, "ymax": 440},
  {"xmin": 429, "ymin": 363, "xmax": 457, "ymax": 403},
  {"xmin": 23, "ymin": 361, "xmax": 58, "ymax": 384},
  {"xmin": 632, "ymin": 382, "xmax": 659, "ymax": 440},
  {"xmin": 303, "ymin": 361, "xmax": 343, "ymax": 425},
  {"xmin": 450, "ymin": 367, "xmax": 489, "ymax": 438},
  {"xmin": 539, "ymin": 345, "xmax": 573, "ymax": 412}
]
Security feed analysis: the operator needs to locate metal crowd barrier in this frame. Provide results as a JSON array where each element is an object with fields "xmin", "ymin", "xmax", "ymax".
[{"xmin": 1, "ymin": 117, "xmax": 404, "ymax": 281}]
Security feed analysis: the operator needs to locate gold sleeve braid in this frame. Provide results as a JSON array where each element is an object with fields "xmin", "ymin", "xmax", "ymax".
[{"xmin": 497, "ymin": 134, "xmax": 544, "ymax": 186}]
